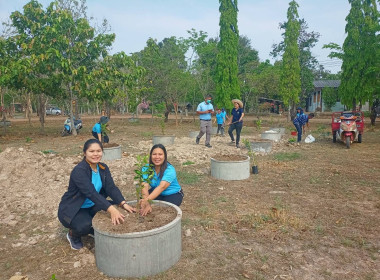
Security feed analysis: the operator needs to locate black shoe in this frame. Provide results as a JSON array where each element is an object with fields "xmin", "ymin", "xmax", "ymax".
[
  {"xmin": 196, "ymin": 137, "xmax": 200, "ymax": 144},
  {"xmin": 67, "ymin": 232, "xmax": 83, "ymax": 250},
  {"xmin": 205, "ymin": 144, "xmax": 212, "ymax": 148},
  {"xmin": 236, "ymin": 144, "xmax": 240, "ymax": 148}
]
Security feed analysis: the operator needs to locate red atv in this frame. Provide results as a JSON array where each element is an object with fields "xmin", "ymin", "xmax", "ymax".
[{"xmin": 331, "ymin": 111, "xmax": 364, "ymax": 149}]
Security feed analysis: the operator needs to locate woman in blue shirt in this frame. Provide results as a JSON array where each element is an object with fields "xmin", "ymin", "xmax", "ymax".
[
  {"xmin": 58, "ymin": 139, "xmax": 135, "ymax": 250},
  {"xmin": 92, "ymin": 116, "xmax": 110, "ymax": 143},
  {"xmin": 140, "ymin": 144, "xmax": 184, "ymax": 216},
  {"xmin": 227, "ymin": 99, "xmax": 245, "ymax": 148}
]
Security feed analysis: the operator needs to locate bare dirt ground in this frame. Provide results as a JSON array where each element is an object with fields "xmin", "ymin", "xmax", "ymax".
[{"xmin": 0, "ymin": 113, "xmax": 379, "ymax": 280}]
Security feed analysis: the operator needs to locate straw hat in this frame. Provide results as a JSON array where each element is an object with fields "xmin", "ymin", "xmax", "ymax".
[{"xmin": 232, "ymin": 99, "xmax": 243, "ymax": 108}]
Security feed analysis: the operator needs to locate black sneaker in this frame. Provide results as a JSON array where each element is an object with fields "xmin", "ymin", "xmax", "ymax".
[
  {"xmin": 205, "ymin": 144, "xmax": 212, "ymax": 148},
  {"xmin": 236, "ymin": 144, "xmax": 240, "ymax": 148},
  {"xmin": 196, "ymin": 137, "xmax": 200, "ymax": 144},
  {"xmin": 67, "ymin": 232, "xmax": 83, "ymax": 250}
]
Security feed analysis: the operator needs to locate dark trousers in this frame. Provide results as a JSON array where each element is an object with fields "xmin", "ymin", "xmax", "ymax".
[
  {"xmin": 59, "ymin": 201, "xmax": 115, "ymax": 238},
  {"xmin": 149, "ymin": 188, "xmax": 184, "ymax": 206},
  {"xmin": 294, "ymin": 122, "xmax": 302, "ymax": 142},
  {"xmin": 92, "ymin": 131, "xmax": 109, "ymax": 143},
  {"xmin": 228, "ymin": 122, "xmax": 243, "ymax": 145},
  {"xmin": 217, "ymin": 124, "xmax": 224, "ymax": 135}
]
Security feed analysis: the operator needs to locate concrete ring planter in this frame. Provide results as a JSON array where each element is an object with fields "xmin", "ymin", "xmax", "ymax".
[
  {"xmin": 0, "ymin": 120, "xmax": 11, "ymax": 127},
  {"xmin": 102, "ymin": 145, "xmax": 122, "ymax": 161},
  {"xmin": 251, "ymin": 141, "xmax": 272, "ymax": 153},
  {"xmin": 153, "ymin": 135, "xmax": 175, "ymax": 146},
  {"xmin": 128, "ymin": 118, "xmax": 139, "ymax": 123},
  {"xmin": 269, "ymin": 127, "xmax": 286, "ymax": 135},
  {"xmin": 261, "ymin": 131, "xmax": 282, "ymax": 142},
  {"xmin": 210, "ymin": 155, "xmax": 250, "ymax": 180},
  {"xmin": 94, "ymin": 200, "xmax": 182, "ymax": 278},
  {"xmin": 188, "ymin": 131, "xmax": 199, "ymax": 138}
]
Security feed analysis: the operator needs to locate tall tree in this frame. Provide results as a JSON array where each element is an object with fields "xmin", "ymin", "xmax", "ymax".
[
  {"xmin": 279, "ymin": 0, "xmax": 301, "ymax": 119},
  {"xmin": 338, "ymin": 0, "xmax": 378, "ymax": 109},
  {"xmin": 340, "ymin": 0, "xmax": 367, "ymax": 109},
  {"xmin": 215, "ymin": 0, "xmax": 240, "ymax": 110},
  {"xmin": 88, "ymin": 52, "xmax": 145, "ymax": 117},
  {"xmin": 272, "ymin": 19, "xmax": 319, "ymax": 108},
  {"xmin": 135, "ymin": 37, "xmax": 189, "ymax": 123}
]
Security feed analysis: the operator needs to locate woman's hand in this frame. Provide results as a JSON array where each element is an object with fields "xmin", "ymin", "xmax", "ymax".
[
  {"xmin": 139, "ymin": 198, "xmax": 152, "ymax": 216},
  {"xmin": 107, "ymin": 205, "xmax": 125, "ymax": 225},
  {"xmin": 122, "ymin": 202, "xmax": 136, "ymax": 213}
]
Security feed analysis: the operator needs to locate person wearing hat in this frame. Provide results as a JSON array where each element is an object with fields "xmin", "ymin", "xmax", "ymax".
[
  {"xmin": 196, "ymin": 95, "xmax": 214, "ymax": 148},
  {"xmin": 227, "ymin": 99, "xmax": 245, "ymax": 148},
  {"xmin": 92, "ymin": 116, "xmax": 110, "ymax": 143}
]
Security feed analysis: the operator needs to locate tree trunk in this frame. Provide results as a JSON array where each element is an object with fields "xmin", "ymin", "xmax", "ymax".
[
  {"xmin": 26, "ymin": 91, "xmax": 32, "ymax": 126},
  {"xmin": 38, "ymin": 94, "xmax": 47, "ymax": 134},
  {"xmin": 69, "ymin": 83, "xmax": 78, "ymax": 136}
]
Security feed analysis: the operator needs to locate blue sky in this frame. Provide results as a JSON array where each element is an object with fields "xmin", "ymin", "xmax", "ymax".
[{"xmin": 0, "ymin": 0, "xmax": 350, "ymax": 73}]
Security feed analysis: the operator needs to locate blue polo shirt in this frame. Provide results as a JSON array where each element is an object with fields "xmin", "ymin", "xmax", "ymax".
[
  {"xmin": 92, "ymin": 123, "xmax": 101, "ymax": 134},
  {"xmin": 197, "ymin": 102, "xmax": 214, "ymax": 120},
  {"xmin": 142, "ymin": 163, "xmax": 181, "ymax": 196},
  {"xmin": 81, "ymin": 165, "xmax": 102, "ymax": 208},
  {"xmin": 216, "ymin": 112, "xmax": 225, "ymax": 124},
  {"xmin": 231, "ymin": 108, "xmax": 244, "ymax": 123}
]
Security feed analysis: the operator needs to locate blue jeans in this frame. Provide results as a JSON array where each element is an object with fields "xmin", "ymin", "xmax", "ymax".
[{"xmin": 294, "ymin": 122, "xmax": 302, "ymax": 142}]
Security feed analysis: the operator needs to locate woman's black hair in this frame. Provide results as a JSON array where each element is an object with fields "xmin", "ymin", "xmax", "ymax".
[
  {"xmin": 149, "ymin": 144, "xmax": 168, "ymax": 179},
  {"xmin": 83, "ymin": 139, "xmax": 103, "ymax": 153}
]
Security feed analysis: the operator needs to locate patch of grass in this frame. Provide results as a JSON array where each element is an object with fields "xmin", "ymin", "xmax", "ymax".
[
  {"xmin": 177, "ymin": 170, "xmax": 200, "ymax": 185},
  {"xmin": 273, "ymin": 152, "xmax": 301, "ymax": 161},
  {"xmin": 26, "ymin": 136, "xmax": 32, "ymax": 143},
  {"xmin": 315, "ymin": 224, "xmax": 325, "ymax": 235},
  {"xmin": 309, "ymin": 176, "xmax": 322, "ymax": 184},
  {"xmin": 215, "ymin": 196, "xmax": 228, "ymax": 203},
  {"xmin": 181, "ymin": 217, "xmax": 192, "ymax": 226},
  {"xmin": 182, "ymin": 160, "xmax": 195, "ymax": 166},
  {"xmin": 288, "ymin": 137, "xmax": 296, "ymax": 143},
  {"xmin": 42, "ymin": 149, "xmax": 57, "ymax": 154},
  {"xmin": 341, "ymin": 238, "xmax": 355, "ymax": 247},
  {"xmin": 140, "ymin": 131, "xmax": 153, "ymax": 138}
]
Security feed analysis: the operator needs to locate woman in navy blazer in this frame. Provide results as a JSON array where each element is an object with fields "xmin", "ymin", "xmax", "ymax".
[{"xmin": 58, "ymin": 139, "xmax": 135, "ymax": 250}]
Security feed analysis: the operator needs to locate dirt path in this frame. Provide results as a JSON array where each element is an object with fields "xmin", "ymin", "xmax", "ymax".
[{"xmin": 0, "ymin": 115, "xmax": 379, "ymax": 280}]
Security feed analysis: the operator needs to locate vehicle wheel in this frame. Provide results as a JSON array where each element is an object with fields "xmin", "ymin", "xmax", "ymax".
[
  {"xmin": 358, "ymin": 134, "xmax": 362, "ymax": 143},
  {"xmin": 56, "ymin": 112, "xmax": 60, "ymax": 115},
  {"xmin": 333, "ymin": 131, "xmax": 337, "ymax": 143},
  {"xmin": 61, "ymin": 129, "xmax": 69, "ymax": 137},
  {"xmin": 345, "ymin": 137, "xmax": 350, "ymax": 149}
]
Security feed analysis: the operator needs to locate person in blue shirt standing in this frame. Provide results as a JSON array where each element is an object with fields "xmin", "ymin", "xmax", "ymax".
[
  {"xmin": 58, "ymin": 139, "xmax": 136, "ymax": 250},
  {"xmin": 214, "ymin": 108, "xmax": 226, "ymax": 136},
  {"xmin": 196, "ymin": 95, "xmax": 214, "ymax": 148},
  {"xmin": 92, "ymin": 116, "xmax": 110, "ymax": 143},
  {"xmin": 139, "ymin": 144, "xmax": 184, "ymax": 216},
  {"xmin": 227, "ymin": 99, "xmax": 245, "ymax": 148}
]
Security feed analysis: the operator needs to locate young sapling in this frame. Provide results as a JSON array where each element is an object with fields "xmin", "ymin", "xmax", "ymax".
[
  {"xmin": 134, "ymin": 155, "xmax": 154, "ymax": 217},
  {"xmin": 242, "ymin": 139, "xmax": 257, "ymax": 166}
]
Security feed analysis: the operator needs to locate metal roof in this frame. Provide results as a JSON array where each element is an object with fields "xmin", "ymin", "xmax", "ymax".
[{"xmin": 313, "ymin": 80, "xmax": 341, "ymax": 88}]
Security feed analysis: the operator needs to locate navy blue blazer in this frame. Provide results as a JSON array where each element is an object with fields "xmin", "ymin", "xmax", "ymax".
[{"xmin": 58, "ymin": 159, "xmax": 125, "ymax": 225}]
